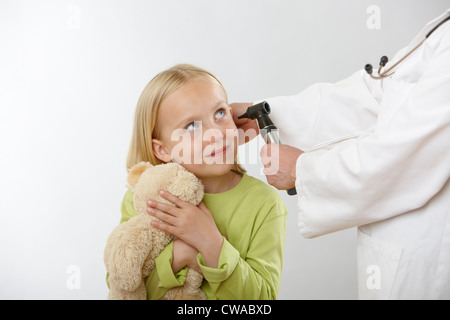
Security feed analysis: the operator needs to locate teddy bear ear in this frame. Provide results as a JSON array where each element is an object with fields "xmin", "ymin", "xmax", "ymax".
[{"xmin": 127, "ymin": 162, "xmax": 152, "ymax": 188}]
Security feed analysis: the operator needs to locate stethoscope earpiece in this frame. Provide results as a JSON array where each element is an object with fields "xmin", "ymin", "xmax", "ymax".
[
  {"xmin": 365, "ymin": 55, "xmax": 391, "ymax": 79},
  {"xmin": 379, "ymin": 56, "xmax": 389, "ymax": 67}
]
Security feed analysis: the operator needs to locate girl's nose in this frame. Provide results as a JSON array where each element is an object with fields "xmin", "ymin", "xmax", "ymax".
[{"xmin": 204, "ymin": 126, "xmax": 224, "ymax": 143}]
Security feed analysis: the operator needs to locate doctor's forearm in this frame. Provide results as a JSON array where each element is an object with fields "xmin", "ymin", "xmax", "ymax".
[{"xmin": 263, "ymin": 70, "xmax": 380, "ymax": 151}]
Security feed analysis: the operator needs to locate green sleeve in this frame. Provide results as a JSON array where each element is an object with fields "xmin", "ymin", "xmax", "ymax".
[
  {"xmin": 197, "ymin": 201, "xmax": 287, "ymax": 299},
  {"xmin": 120, "ymin": 189, "xmax": 137, "ymax": 223},
  {"xmin": 145, "ymin": 242, "xmax": 189, "ymax": 300}
]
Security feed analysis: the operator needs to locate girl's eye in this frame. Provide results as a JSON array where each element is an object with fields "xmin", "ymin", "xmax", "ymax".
[
  {"xmin": 215, "ymin": 108, "xmax": 226, "ymax": 120},
  {"xmin": 186, "ymin": 121, "xmax": 200, "ymax": 132}
]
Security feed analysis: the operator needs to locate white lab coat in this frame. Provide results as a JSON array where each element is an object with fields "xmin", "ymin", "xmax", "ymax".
[{"xmin": 264, "ymin": 10, "xmax": 450, "ymax": 299}]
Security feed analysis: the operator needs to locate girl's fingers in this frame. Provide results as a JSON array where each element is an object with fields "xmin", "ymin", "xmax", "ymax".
[
  {"xmin": 150, "ymin": 219, "xmax": 177, "ymax": 236},
  {"xmin": 147, "ymin": 199, "xmax": 179, "ymax": 217},
  {"xmin": 197, "ymin": 201, "xmax": 210, "ymax": 214},
  {"xmin": 197, "ymin": 201, "xmax": 212, "ymax": 215},
  {"xmin": 197, "ymin": 201, "xmax": 206, "ymax": 210},
  {"xmin": 147, "ymin": 207, "xmax": 177, "ymax": 226},
  {"xmin": 158, "ymin": 190, "xmax": 186, "ymax": 208}
]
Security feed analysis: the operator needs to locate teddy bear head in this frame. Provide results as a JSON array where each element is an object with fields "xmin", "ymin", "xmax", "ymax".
[{"xmin": 127, "ymin": 162, "xmax": 204, "ymax": 217}]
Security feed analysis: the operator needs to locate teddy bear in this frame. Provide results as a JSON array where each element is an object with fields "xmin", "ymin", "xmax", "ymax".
[{"xmin": 104, "ymin": 162, "xmax": 206, "ymax": 300}]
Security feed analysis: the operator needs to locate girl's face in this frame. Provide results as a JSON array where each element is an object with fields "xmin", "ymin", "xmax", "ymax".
[{"xmin": 152, "ymin": 79, "xmax": 238, "ymax": 180}]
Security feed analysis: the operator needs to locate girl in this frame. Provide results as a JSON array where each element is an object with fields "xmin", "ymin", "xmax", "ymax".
[{"xmin": 121, "ymin": 64, "xmax": 287, "ymax": 299}]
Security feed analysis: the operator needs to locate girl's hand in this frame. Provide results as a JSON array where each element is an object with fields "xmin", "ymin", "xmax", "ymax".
[
  {"xmin": 147, "ymin": 190, "xmax": 223, "ymax": 268},
  {"xmin": 172, "ymin": 239, "xmax": 202, "ymax": 275}
]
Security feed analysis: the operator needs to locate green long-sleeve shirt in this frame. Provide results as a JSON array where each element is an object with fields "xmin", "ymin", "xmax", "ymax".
[{"xmin": 119, "ymin": 173, "xmax": 288, "ymax": 300}]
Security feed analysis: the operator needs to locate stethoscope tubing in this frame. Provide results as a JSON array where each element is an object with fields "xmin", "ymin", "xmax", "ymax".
[{"xmin": 365, "ymin": 15, "xmax": 450, "ymax": 80}]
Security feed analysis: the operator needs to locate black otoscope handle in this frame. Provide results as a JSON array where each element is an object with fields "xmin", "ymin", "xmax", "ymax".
[
  {"xmin": 261, "ymin": 127, "xmax": 297, "ymax": 196},
  {"xmin": 287, "ymin": 187, "xmax": 297, "ymax": 195},
  {"xmin": 239, "ymin": 101, "xmax": 297, "ymax": 196}
]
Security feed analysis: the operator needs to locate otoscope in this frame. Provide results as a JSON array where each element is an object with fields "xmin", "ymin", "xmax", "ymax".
[{"xmin": 238, "ymin": 101, "xmax": 297, "ymax": 196}]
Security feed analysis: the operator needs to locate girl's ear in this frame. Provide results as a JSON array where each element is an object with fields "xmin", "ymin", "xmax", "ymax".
[{"xmin": 152, "ymin": 139, "xmax": 172, "ymax": 163}]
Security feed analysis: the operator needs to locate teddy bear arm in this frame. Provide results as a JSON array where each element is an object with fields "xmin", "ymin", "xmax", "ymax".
[{"xmin": 105, "ymin": 220, "xmax": 154, "ymax": 292}]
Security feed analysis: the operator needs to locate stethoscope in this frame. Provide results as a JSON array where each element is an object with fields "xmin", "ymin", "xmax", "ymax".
[{"xmin": 365, "ymin": 15, "xmax": 450, "ymax": 80}]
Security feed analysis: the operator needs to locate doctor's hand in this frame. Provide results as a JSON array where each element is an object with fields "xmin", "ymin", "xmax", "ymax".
[
  {"xmin": 229, "ymin": 102, "xmax": 259, "ymax": 145},
  {"xmin": 260, "ymin": 143, "xmax": 304, "ymax": 191}
]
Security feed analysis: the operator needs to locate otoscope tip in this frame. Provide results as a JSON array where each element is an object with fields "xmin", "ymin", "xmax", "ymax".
[{"xmin": 237, "ymin": 112, "xmax": 248, "ymax": 119}]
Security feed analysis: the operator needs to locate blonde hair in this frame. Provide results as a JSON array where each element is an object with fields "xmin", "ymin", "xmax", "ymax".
[{"xmin": 126, "ymin": 64, "xmax": 245, "ymax": 175}]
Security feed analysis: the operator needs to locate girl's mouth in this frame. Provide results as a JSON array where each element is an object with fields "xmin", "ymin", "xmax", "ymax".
[{"xmin": 209, "ymin": 145, "xmax": 229, "ymax": 157}]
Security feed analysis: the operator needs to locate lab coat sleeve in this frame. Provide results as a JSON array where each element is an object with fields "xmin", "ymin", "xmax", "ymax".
[
  {"xmin": 296, "ymin": 27, "xmax": 450, "ymax": 238},
  {"xmin": 262, "ymin": 69, "xmax": 382, "ymax": 151}
]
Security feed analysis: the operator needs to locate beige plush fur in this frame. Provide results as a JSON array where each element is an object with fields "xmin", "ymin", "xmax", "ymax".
[{"xmin": 104, "ymin": 162, "xmax": 206, "ymax": 300}]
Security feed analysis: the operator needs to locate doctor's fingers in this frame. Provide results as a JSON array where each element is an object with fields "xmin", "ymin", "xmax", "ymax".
[
  {"xmin": 260, "ymin": 145, "xmax": 280, "ymax": 170},
  {"xmin": 230, "ymin": 102, "xmax": 252, "ymax": 122},
  {"xmin": 260, "ymin": 144, "xmax": 275, "ymax": 162},
  {"xmin": 265, "ymin": 174, "xmax": 286, "ymax": 190},
  {"xmin": 260, "ymin": 143, "xmax": 281, "ymax": 158},
  {"xmin": 262, "ymin": 162, "xmax": 280, "ymax": 176},
  {"xmin": 232, "ymin": 103, "xmax": 259, "ymax": 145}
]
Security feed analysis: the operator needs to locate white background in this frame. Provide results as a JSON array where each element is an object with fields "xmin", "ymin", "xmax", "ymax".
[{"xmin": 0, "ymin": 0, "xmax": 448, "ymax": 299}]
